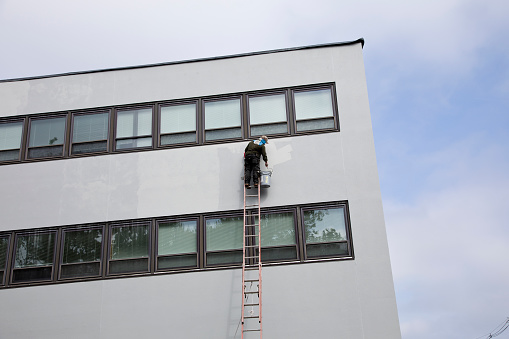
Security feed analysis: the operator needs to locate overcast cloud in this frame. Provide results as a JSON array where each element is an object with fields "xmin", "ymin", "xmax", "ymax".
[{"xmin": 1, "ymin": 1, "xmax": 508, "ymax": 338}]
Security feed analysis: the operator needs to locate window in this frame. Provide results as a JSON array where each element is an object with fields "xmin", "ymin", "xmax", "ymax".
[
  {"xmin": 302, "ymin": 204, "xmax": 350, "ymax": 259},
  {"xmin": 0, "ymin": 120, "xmax": 23, "ymax": 161},
  {"xmin": 248, "ymin": 93, "xmax": 288, "ymax": 136},
  {"xmin": 60, "ymin": 227, "xmax": 103, "ymax": 279},
  {"xmin": 157, "ymin": 219, "xmax": 198, "ymax": 270},
  {"xmin": 115, "ymin": 107, "xmax": 153, "ymax": 150},
  {"xmin": 0, "ymin": 235, "xmax": 9, "ymax": 284},
  {"xmin": 27, "ymin": 116, "xmax": 66, "ymax": 159},
  {"xmin": 293, "ymin": 87, "xmax": 336, "ymax": 132},
  {"xmin": 12, "ymin": 231, "xmax": 56, "ymax": 283},
  {"xmin": 108, "ymin": 221, "xmax": 150, "ymax": 274},
  {"xmin": 205, "ymin": 214, "xmax": 243, "ymax": 266},
  {"xmin": 71, "ymin": 112, "xmax": 109, "ymax": 155},
  {"xmin": 204, "ymin": 98, "xmax": 242, "ymax": 141},
  {"xmin": 256, "ymin": 210, "xmax": 298, "ymax": 262},
  {"xmin": 160, "ymin": 103, "xmax": 197, "ymax": 145}
]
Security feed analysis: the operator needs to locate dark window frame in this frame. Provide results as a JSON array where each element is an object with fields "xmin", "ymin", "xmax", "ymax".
[
  {"xmin": 0, "ymin": 117, "xmax": 26, "ymax": 163},
  {"xmin": 0, "ymin": 234, "xmax": 10, "ymax": 285},
  {"xmin": 107, "ymin": 220, "xmax": 152, "ymax": 276},
  {"xmin": 113, "ymin": 105, "xmax": 155, "ymax": 152},
  {"xmin": 70, "ymin": 110, "xmax": 111, "ymax": 156},
  {"xmin": 202, "ymin": 95, "xmax": 245, "ymax": 144},
  {"xmin": 10, "ymin": 229, "xmax": 58, "ymax": 285},
  {"xmin": 25, "ymin": 114, "xmax": 68, "ymax": 160},
  {"xmin": 204, "ymin": 211, "xmax": 245, "ymax": 267},
  {"xmin": 254, "ymin": 207, "xmax": 300, "ymax": 263},
  {"xmin": 246, "ymin": 89, "xmax": 291, "ymax": 139},
  {"xmin": 300, "ymin": 202, "xmax": 353, "ymax": 260},
  {"xmin": 290, "ymin": 84, "xmax": 339, "ymax": 134},
  {"xmin": 155, "ymin": 217, "xmax": 199, "ymax": 272},
  {"xmin": 58, "ymin": 224, "xmax": 105, "ymax": 280},
  {"xmin": 157, "ymin": 100, "xmax": 200, "ymax": 148}
]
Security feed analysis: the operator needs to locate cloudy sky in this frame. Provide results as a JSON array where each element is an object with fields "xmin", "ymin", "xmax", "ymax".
[{"xmin": 1, "ymin": 0, "xmax": 508, "ymax": 338}]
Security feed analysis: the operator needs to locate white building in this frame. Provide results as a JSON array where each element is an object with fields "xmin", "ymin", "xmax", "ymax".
[{"xmin": 0, "ymin": 38, "xmax": 401, "ymax": 338}]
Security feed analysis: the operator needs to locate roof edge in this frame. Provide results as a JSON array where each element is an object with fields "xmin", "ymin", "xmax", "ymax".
[{"xmin": 0, "ymin": 38, "xmax": 364, "ymax": 83}]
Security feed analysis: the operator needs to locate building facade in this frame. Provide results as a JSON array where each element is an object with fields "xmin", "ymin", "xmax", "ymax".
[{"xmin": 0, "ymin": 39, "xmax": 401, "ymax": 338}]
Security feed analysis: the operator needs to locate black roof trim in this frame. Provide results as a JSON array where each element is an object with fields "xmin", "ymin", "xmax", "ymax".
[{"xmin": 0, "ymin": 38, "xmax": 364, "ymax": 83}]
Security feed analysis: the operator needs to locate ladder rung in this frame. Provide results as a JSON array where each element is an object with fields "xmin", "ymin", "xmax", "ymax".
[
  {"xmin": 244, "ymin": 234, "xmax": 258, "ymax": 237},
  {"xmin": 244, "ymin": 224, "xmax": 257, "ymax": 226},
  {"xmin": 244, "ymin": 245, "xmax": 258, "ymax": 248},
  {"xmin": 245, "ymin": 204, "xmax": 259, "ymax": 207},
  {"xmin": 246, "ymin": 195, "xmax": 259, "ymax": 197},
  {"xmin": 244, "ymin": 303, "xmax": 259, "ymax": 307},
  {"xmin": 244, "ymin": 256, "xmax": 260, "ymax": 259},
  {"xmin": 243, "ymin": 329, "xmax": 261, "ymax": 333},
  {"xmin": 244, "ymin": 279, "xmax": 259, "ymax": 282},
  {"xmin": 244, "ymin": 291, "xmax": 259, "ymax": 294},
  {"xmin": 244, "ymin": 315, "xmax": 260, "ymax": 319}
]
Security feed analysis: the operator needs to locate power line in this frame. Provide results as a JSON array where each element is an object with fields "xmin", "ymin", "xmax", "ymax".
[{"xmin": 475, "ymin": 318, "xmax": 509, "ymax": 339}]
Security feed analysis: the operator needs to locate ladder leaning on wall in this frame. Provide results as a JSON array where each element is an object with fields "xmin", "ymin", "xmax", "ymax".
[{"xmin": 241, "ymin": 183, "xmax": 262, "ymax": 338}]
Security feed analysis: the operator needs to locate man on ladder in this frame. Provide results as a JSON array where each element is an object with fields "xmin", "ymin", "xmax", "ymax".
[{"xmin": 244, "ymin": 136, "xmax": 269, "ymax": 189}]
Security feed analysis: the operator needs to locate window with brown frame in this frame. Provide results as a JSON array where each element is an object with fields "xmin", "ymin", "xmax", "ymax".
[
  {"xmin": 159, "ymin": 102, "xmax": 198, "ymax": 146},
  {"xmin": 292, "ymin": 87, "xmax": 337, "ymax": 132},
  {"xmin": 60, "ymin": 226, "xmax": 104, "ymax": 279},
  {"xmin": 27, "ymin": 116, "xmax": 67, "ymax": 159},
  {"xmin": 108, "ymin": 221, "xmax": 151, "ymax": 275},
  {"xmin": 205, "ymin": 214, "xmax": 244, "ymax": 266},
  {"xmin": 157, "ymin": 218, "xmax": 199, "ymax": 270},
  {"xmin": 11, "ymin": 231, "xmax": 57, "ymax": 283},
  {"xmin": 115, "ymin": 107, "xmax": 153, "ymax": 150},
  {"xmin": 0, "ymin": 235, "xmax": 9, "ymax": 285},
  {"xmin": 71, "ymin": 111, "xmax": 109, "ymax": 155},
  {"xmin": 301, "ymin": 204, "xmax": 351, "ymax": 259},
  {"xmin": 0, "ymin": 120, "xmax": 24, "ymax": 162}
]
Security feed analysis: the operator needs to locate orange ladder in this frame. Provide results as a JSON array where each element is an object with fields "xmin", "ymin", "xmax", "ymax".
[{"xmin": 241, "ymin": 183, "xmax": 262, "ymax": 338}]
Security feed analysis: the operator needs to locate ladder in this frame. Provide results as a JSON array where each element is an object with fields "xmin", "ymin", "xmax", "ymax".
[{"xmin": 241, "ymin": 183, "xmax": 262, "ymax": 338}]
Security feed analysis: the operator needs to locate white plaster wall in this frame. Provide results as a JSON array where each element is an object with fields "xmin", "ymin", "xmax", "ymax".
[{"xmin": 0, "ymin": 42, "xmax": 401, "ymax": 338}]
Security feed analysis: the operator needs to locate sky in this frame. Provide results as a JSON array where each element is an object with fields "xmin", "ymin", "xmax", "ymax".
[{"xmin": 1, "ymin": 0, "xmax": 508, "ymax": 338}]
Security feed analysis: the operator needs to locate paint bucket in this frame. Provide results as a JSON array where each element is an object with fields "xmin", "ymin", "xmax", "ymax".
[{"xmin": 260, "ymin": 170, "xmax": 272, "ymax": 188}]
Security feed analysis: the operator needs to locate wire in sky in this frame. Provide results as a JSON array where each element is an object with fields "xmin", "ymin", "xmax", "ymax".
[{"xmin": 474, "ymin": 317, "xmax": 509, "ymax": 339}]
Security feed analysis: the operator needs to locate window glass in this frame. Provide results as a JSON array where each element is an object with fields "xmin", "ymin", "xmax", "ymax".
[
  {"xmin": 159, "ymin": 220, "xmax": 197, "ymax": 255},
  {"xmin": 303, "ymin": 206, "xmax": 349, "ymax": 258},
  {"xmin": 160, "ymin": 103, "xmax": 197, "ymax": 145},
  {"xmin": 204, "ymin": 99, "xmax": 241, "ymax": 140},
  {"xmin": 255, "ymin": 211, "xmax": 298, "ymax": 262},
  {"xmin": 256, "ymin": 211, "xmax": 296, "ymax": 247},
  {"xmin": 109, "ymin": 223, "xmax": 150, "ymax": 274},
  {"xmin": 157, "ymin": 220, "xmax": 198, "ymax": 269},
  {"xmin": 111, "ymin": 224, "xmax": 149, "ymax": 260},
  {"xmin": 206, "ymin": 216, "xmax": 243, "ymax": 251},
  {"xmin": 71, "ymin": 112, "xmax": 109, "ymax": 154},
  {"xmin": 28, "ymin": 117, "xmax": 66, "ymax": 158},
  {"xmin": 0, "ymin": 236, "xmax": 9, "ymax": 283},
  {"xmin": 13, "ymin": 232, "xmax": 56, "ymax": 282},
  {"xmin": 116, "ymin": 108, "xmax": 152, "ymax": 149},
  {"xmin": 0, "ymin": 121, "xmax": 23, "ymax": 161},
  {"xmin": 248, "ymin": 94, "xmax": 288, "ymax": 136},
  {"xmin": 294, "ymin": 88, "xmax": 335, "ymax": 132},
  {"xmin": 29, "ymin": 118, "xmax": 65, "ymax": 147},
  {"xmin": 61, "ymin": 228, "xmax": 102, "ymax": 278}
]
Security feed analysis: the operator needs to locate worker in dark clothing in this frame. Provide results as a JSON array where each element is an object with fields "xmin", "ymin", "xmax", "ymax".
[{"xmin": 244, "ymin": 136, "xmax": 269, "ymax": 189}]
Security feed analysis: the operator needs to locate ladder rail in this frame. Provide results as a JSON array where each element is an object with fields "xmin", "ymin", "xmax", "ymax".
[{"xmin": 242, "ymin": 183, "xmax": 262, "ymax": 339}]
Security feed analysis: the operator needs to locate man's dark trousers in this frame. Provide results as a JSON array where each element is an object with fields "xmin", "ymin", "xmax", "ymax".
[{"xmin": 244, "ymin": 154, "xmax": 260, "ymax": 185}]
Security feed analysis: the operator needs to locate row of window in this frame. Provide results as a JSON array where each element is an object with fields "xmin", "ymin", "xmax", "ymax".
[
  {"xmin": 0, "ymin": 83, "xmax": 338, "ymax": 165},
  {"xmin": 0, "ymin": 202, "xmax": 352, "ymax": 287}
]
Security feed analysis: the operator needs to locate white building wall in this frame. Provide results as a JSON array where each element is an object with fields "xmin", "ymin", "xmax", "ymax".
[{"xmin": 0, "ymin": 41, "xmax": 401, "ymax": 338}]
